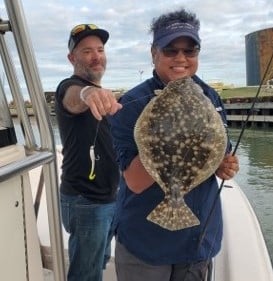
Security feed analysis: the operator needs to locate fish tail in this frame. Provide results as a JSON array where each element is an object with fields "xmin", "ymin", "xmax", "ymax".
[{"xmin": 147, "ymin": 199, "xmax": 200, "ymax": 231}]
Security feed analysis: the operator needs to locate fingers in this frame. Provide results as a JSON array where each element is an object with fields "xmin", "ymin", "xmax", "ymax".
[
  {"xmin": 216, "ymin": 168, "xmax": 236, "ymax": 180},
  {"xmin": 83, "ymin": 88, "xmax": 123, "ymax": 120},
  {"xmin": 215, "ymin": 154, "xmax": 239, "ymax": 180}
]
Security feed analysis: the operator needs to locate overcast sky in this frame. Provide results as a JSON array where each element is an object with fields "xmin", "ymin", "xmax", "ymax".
[{"xmin": 1, "ymin": 0, "xmax": 273, "ymax": 93}]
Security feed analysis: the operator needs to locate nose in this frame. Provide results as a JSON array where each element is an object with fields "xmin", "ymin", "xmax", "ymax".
[
  {"xmin": 178, "ymin": 50, "xmax": 186, "ymax": 56},
  {"xmin": 174, "ymin": 50, "xmax": 187, "ymax": 59},
  {"xmin": 92, "ymin": 50, "xmax": 101, "ymax": 57},
  {"xmin": 90, "ymin": 50, "xmax": 103, "ymax": 63}
]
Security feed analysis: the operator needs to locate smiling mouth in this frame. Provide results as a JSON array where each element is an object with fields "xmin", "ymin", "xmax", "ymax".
[{"xmin": 171, "ymin": 66, "xmax": 188, "ymax": 73}]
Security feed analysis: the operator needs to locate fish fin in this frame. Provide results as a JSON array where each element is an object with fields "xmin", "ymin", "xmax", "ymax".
[{"xmin": 147, "ymin": 199, "xmax": 200, "ymax": 231}]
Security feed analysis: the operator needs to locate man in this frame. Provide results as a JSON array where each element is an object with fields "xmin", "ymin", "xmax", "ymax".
[
  {"xmin": 109, "ymin": 8, "xmax": 239, "ymax": 281},
  {"xmin": 55, "ymin": 23, "xmax": 122, "ymax": 281}
]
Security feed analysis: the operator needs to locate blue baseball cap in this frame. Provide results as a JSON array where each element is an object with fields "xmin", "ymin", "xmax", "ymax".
[{"xmin": 153, "ymin": 21, "xmax": 201, "ymax": 48}]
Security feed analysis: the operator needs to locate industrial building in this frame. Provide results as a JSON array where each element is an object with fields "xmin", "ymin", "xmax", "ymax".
[{"xmin": 245, "ymin": 27, "xmax": 273, "ymax": 86}]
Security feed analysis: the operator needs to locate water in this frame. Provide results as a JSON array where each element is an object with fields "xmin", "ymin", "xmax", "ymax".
[
  {"xmin": 13, "ymin": 117, "xmax": 273, "ymax": 263},
  {"xmin": 229, "ymin": 128, "xmax": 273, "ymax": 263}
]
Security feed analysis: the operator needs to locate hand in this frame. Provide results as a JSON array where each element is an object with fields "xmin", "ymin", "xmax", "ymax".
[
  {"xmin": 82, "ymin": 87, "xmax": 123, "ymax": 120},
  {"xmin": 215, "ymin": 154, "xmax": 239, "ymax": 180}
]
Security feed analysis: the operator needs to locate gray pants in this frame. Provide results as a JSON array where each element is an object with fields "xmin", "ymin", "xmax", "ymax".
[{"xmin": 115, "ymin": 241, "xmax": 210, "ymax": 281}]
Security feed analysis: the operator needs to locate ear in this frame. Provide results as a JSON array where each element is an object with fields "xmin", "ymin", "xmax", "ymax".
[{"xmin": 67, "ymin": 52, "xmax": 75, "ymax": 64}]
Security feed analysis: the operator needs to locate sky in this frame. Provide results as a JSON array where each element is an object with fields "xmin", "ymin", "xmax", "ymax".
[{"xmin": 1, "ymin": 0, "xmax": 273, "ymax": 94}]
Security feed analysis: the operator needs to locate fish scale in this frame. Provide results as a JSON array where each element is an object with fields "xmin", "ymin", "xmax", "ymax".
[{"xmin": 134, "ymin": 77, "xmax": 227, "ymax": 231}]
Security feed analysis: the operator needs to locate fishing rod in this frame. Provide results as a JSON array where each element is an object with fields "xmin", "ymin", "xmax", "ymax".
[{"xmin": 198, "ymin": 49, "xmax": 273, "ymax": 249}]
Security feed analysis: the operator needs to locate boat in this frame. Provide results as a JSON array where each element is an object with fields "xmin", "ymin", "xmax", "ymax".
[{"xmin": 0, "ymin": 1, "xmax": 272, "ymax": 280}]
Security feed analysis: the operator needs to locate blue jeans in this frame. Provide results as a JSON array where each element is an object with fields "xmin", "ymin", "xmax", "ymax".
[{"xmin": 60, "ymin": 193, "xmax": 116, "ymax": 281}]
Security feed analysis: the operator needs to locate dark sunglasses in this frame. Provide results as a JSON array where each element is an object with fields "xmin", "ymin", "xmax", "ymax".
[
  {"xmin": 161, "ymin": 46, "xmax": 200, "ymax": 58},
  {"xmin": 71, "ymin": 24, "xmax": 99, "ymax": 36}
]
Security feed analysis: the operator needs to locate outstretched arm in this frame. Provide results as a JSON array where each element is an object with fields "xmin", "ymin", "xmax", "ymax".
[{"xmin": 63, "ymin": 85, "xmax": 122, "ymax": 119}]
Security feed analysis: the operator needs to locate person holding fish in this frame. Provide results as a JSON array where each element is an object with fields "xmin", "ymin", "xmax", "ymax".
[{"xmin": 108, "ymin": 7, "xmax": 239, "ymax": 281}]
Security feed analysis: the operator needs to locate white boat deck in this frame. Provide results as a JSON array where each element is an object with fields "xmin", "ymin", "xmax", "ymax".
[{"xmin": 43, "ymin": 261, "xmax": 116, "ymax": 281}]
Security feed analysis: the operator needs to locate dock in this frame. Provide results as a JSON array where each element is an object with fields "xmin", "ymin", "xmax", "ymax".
[
  {"xmin": 8, "ymin": 90, "xmax": 273, "ymax": 128},
  {"xmin": 223, "ymin": 97, "xmax": 273, "ymax": 128},
  {"xmin": 219, "ymin": 85, "xmax": 273, "ymax": 128}
]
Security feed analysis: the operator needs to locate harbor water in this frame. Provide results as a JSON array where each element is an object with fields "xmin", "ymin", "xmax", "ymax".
[
  {"xmin": 229, "ymin": 128, "xmax": 273, "ymax": 263},
  {"xmin": 13, "ymin": 117, "xmax": 273, "ymax": 264}
]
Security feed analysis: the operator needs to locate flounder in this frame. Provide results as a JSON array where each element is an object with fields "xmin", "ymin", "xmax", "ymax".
[{"xmin": 134, "ymin": 77, "xmax": 227, "ymax": 231}]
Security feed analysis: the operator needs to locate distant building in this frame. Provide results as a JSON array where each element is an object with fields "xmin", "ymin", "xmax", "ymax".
[
  {"xmin": 245, "ymin": 27, "xmax": 273, "ymax": 86},
  {"xmin": 208, "ymin": 81, "xmax": 234, "ymax": 94}
]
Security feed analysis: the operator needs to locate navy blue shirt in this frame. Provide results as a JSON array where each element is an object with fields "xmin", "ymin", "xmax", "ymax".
[{"xmin": 109, "ymin": 72, "xmax": 231, "ymax": 265}]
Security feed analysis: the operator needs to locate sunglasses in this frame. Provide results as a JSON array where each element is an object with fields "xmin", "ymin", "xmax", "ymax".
[
  {"xmin": 71, "ymin": 24, "xmax": 99, "ymax": 36},
  {"xmin": 161, "ymin": 46, "xmax": 200, "ymax": 58}
]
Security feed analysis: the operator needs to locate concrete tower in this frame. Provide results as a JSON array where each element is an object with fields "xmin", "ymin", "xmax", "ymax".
[{"xmin": 245, "ymin": 27, "xmax": 273, "ymax": 86}]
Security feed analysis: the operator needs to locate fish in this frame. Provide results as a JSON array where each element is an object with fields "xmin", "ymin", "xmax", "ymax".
[{"xmin": 134, "ymin": 77, "xmax": 227, "ymax": 231}]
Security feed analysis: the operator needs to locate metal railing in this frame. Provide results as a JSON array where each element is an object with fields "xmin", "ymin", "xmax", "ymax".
[{"xmin": 0, "ymin": 0, "xmax": 66, "ymax": 280}]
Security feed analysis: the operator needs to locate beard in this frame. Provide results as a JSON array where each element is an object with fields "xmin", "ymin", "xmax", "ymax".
[{"xmin": 75, "ymin": 61, "xmax": 106, "ymax": 83}]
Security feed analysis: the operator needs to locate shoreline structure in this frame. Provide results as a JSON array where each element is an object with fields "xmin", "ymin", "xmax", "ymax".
[{"xmin": 9, "ymin": 87, "xmax": 273, "ymax": 128}]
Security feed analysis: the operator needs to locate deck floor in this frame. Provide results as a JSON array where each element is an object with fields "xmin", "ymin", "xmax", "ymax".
[{"xmin": 43, "ymin": 259, "xmax": 117, "ymax": 281}]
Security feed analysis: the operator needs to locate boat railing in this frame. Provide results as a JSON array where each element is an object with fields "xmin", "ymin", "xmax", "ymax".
[{"xmin": 0, "ymin": 0, "xmax": 66, "ymax": 280}]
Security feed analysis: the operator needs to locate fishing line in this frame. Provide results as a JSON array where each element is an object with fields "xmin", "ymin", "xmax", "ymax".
[
  {"xmin": 197, "ymin": 49, "xmax": 273, "ymax": 250},
  {"xmin": 91, "ymin": 92, "xmax": 154, "ymax": 143},
  {"xmin": 93, "ymin": 119, "xmax": 100, "ymax": 145},
  {"xmin": 119, "ymin": 92, "xmax": 154, "ymax": 106}
]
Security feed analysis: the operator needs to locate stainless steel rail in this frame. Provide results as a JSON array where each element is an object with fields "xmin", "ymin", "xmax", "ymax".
[
  {"xmin": 0, "ymin": 0, "xmax": 66, "ymax": 280},
  {"xmin": 0, "ymin": 151, "xmax": 54, "ymax": 182},
  {"xmin": 0, "ymin": 28, "xmax": 36, "ymax": 148}
]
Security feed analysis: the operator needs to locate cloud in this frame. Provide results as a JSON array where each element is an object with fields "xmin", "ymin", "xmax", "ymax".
[{"xmin": 1, "ymin": 0, "xmax": 273, "ymax": 92}]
